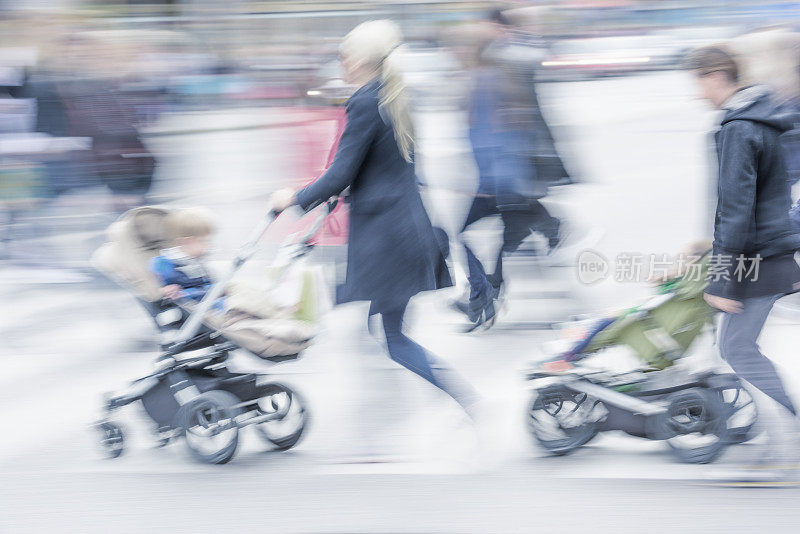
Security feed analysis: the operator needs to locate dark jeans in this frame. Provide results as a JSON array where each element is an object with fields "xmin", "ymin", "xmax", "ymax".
[
  {"xmin": 460, "ymin": 196, "xmax": 559, "ymax": 300},
  {"xmin": 369, "ymin": 300, "xmax": 477, "ymax": 409},
  {"xmin": 718, "ymin": 294, "xmax": 797, "ymax": 416}
]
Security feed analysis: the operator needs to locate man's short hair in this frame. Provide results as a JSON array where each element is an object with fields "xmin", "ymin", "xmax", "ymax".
[
  {"xmin": 684, "ymin": 45, "xmax": 739, "ymax": 83},
  {"xmin": 165, "ymin": 207, "xmax": 216, "ymax": 241}
]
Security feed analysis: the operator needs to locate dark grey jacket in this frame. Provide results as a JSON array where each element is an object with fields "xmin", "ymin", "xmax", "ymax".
[
  {"xmin": 707, "ymin": 87, "xmax": 800, "ymax": 299},
  {"xmin": 295, "ymin": 80, "xmax": 450, "ymax": 311}
]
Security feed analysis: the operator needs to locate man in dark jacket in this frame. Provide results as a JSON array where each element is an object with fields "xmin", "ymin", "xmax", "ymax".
[{"xmin": 688, "ymin": 46, "xmax": 800, "ymax": 473}]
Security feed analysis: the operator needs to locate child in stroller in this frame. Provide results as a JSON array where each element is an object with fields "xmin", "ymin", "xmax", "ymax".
[
  {"xmin": 91, "ymin": 201, "xmax": 335, "ymax": 464},
  {"xmin": 526, "ymin": 241, "xmax": 758, "ymax": 464},
  {"xmin": 150, "ymin": 207, "xmax": 219, "ymax": 305}
]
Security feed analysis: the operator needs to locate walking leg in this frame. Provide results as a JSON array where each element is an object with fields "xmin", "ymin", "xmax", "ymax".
[
  {"xmin": 460, "ymin": 197, "xmax": 497, "ymax": 300},
  {"xmin": 718, "ymin": 295, "xmax": 797, "ymax": 416},
  {"xmin": 380, "ymin": 303, "xmax": 478, "ymax": 410}
]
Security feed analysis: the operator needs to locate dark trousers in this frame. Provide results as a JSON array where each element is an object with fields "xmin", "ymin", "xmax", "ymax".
[
  {"xmin": 460, "ymin": 196, "xmax": 559, "ymax": 300},
  {"xmin": 369, "ymin": 300, "xmax": 476, "ymax": 409},
  {"xmin": 718, "ymin": 294, "xmax": 797, "ymax": 416}
]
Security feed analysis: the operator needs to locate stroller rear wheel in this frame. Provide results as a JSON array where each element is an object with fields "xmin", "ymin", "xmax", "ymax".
[
  {"xmin": 528, "ymin": 387, "xmax": 598, "ymax": 456},
  {"xmin": 661, "ymin": 387, "xmax": 728, "ymax": 464},
  {"xmin": 176, "ymin": 390, "xmax": 240, "ymax": 464},
  {"xmin": 253, "ymin": 384, "xmax": 308, "ymax": 451}
]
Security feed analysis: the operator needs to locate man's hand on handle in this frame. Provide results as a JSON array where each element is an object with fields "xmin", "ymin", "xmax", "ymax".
[{"xmin": 704, "ymin": 293, "xmax": 743, "ymax": 314}]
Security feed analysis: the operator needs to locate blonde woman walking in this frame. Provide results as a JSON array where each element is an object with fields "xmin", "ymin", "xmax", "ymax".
[{"xmin": 271, "ymin": 20, "xmax": 477, "ymax": 414}]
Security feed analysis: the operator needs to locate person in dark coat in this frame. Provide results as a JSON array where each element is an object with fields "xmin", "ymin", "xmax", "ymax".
[
  {"xmin": 61, "ymin": 75, "xmax": 155, "ymax": 210},
  {"xmin": 687, "ymin": 45, "xmax": 800, "ymax": 475},
  {"xmin": 16, "ymin": 68, "xmax": 88, "ymax": 197},
  {"xmin": 455, "ymin": 14, "xmax": 569, "ymax": 330},
  {"xmin": 271, "ymin": 20, "xmax": 476, "ymax": 413}
]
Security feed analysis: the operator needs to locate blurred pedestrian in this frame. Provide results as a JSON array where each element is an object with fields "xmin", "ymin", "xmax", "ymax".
[
  {"xmin": 687, "ymin": 45, "xmax": 800, "ymax": 482},
  {"xmin": 270, "ymin": 21, "xmax": 478, "ymax": 425},
  {"xmin": 453, "ymin": 11, "xmax": 569, "ymax": 331},
  {"xmin": 57, "ymin": 35, "xmax": 155, "ymax": 212},
  {"xmin": 17, "ymin": 38, "xmax": 84, "ymax": 198}
]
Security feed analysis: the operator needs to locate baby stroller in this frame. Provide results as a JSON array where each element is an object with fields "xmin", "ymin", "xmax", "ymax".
[
  {"xmin": 525, "ymin": 249, "xmax": 757, "ymax": 464},
  {"xmin": 91, "ymin": 200, "xmax": 336, "ymax": 464}
]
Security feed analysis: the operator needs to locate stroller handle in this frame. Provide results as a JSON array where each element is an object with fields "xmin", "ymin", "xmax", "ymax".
[
  {"xmin": 299, "ymin": 197, "xmax": 338, "ymax": 244},
  {"xmin": 240, "ymin": 197, "xmax": 337, "ymax": 262},
  {"xmin": 172, "ymin": 196, "xmax": 338, "ymax": 348}
]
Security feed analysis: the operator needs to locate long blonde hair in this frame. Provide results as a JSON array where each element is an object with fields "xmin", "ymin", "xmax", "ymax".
[{"xmin": 340, "ymin": 20, "xmax": 414, "ymax": 162}]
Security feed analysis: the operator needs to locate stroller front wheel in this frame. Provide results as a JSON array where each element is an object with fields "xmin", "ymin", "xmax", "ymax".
[
  {"xmin": 527, "ymin": 387, "xmax": 598, "ymax": 456},
  {"xmin": 176, "ymin": 390, "xmax": 240, "ymax": 464},
  {"xmin": 96, "ymin": 421, "xmax": 125, "ymax": 459},
  {"xmin": 253, "ymin": 384, "xmax": 308, "ymax": 451}
]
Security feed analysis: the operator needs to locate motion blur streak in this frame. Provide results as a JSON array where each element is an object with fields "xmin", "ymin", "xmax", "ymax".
[{"xmin": 3, "ymin": 1, "xmax": 800, "ymax": 533}]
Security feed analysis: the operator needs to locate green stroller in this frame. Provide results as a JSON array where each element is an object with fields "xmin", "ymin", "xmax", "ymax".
[
  {"xmin": 526, "ymin": 245, "xmax": 757, "ymax": 463},
  {"xmin": 578, "ymin": 250, "xmax": 714, "ymax": 370}
]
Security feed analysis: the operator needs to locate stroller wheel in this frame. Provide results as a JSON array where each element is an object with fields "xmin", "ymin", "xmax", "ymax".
[
  {"xmin": 712, "ymin": 374, "xmax": 758, "ymax": 444},
  {"xmin": 527, "ymin": 387, "xmax": 598, "ymax": 456},
  {"xmin": 253, "ymin": 384, "xmax": 308, "ymax": 451},
  {"xmin": 96, "ymin": 421, "xmax": 125, "ymax": 458},
  {"xmin": 661, "ymin": 388, "xmax": 728, "ymax": 464},
  {"xmin": 176, "ymin": 390, "xmax": 240, "ymax": 464}
]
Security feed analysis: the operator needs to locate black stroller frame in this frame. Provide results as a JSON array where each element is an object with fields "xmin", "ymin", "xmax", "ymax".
[{"xmin": 94, "ymin": 200, "xmax": 337, "ymax": 464}]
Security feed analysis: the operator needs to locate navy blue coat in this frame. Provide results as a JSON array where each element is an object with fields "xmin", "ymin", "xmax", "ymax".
[
  {"xmin": 295, "ymin": 80, "xmax": 451, "ymax": 312},
  {"xmin": 468, "ymin": 67, "xmax": 543, "ymax": 208},
  {"xmin": 707, "ymin": 88, "xmax": 800, "ymax": 299},
  {"xmin": 467, "ymin": 48, "xmax": 571, "ymax": 211}
]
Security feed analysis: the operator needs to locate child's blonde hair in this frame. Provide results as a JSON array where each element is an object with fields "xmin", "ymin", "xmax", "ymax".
[{"xmin": 165, "ymin": 207, "xmax": 216, "ymax": 241}]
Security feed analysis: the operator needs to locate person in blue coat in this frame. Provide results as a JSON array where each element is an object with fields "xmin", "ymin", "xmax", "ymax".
[
  {"xmin": 455, "ymin": 13, "xmax": 568, "ymax": 330},
  {"xmin": 271, "ymin": 20, "xmax": 477, "ymax": 414}
]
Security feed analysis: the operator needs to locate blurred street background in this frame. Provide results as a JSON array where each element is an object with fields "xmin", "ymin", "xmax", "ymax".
[{"xmin": 3, "ymin": 1, "xmax": 800, "ymax": 532}]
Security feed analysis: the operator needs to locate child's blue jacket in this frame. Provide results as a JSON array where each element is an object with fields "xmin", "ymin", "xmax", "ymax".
[{"xmin": 150, "ymin": 248, "xmax": 213, "ymax": 301}]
